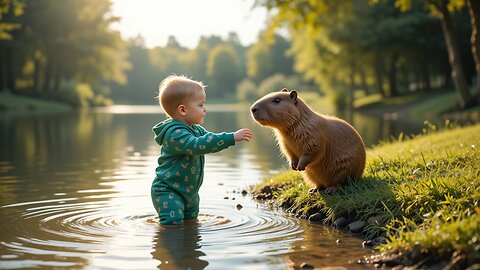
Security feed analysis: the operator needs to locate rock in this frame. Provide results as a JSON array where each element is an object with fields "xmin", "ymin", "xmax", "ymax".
[
  {"xmin": 300, "ymin": 262, "xmax": 314, "ymax": 269},
  {"xmin": 260, "ymin": 185, "xmax": 272, "ymax": 194},
  {"xmin": 333, "ymin": 217, "xmax": 349, "ymax": 228},
  {"xmin": 241, "ymin": 189, "xmax": 248, "ymax": 196},
  {"xmin": 362, "ymin": 240, "xmax": 374, "ymax": 248},
  {"xmin": 347, "ymin": 220, "xmax": 367, "ymax": 233},
  {"xmin": 373, "ymin": 236, "xmax": 387, "ymax": 246},
  {"xmin": 363, "ymin": 237, "xmax": 387, "ymax": 248},
  {"xmin": 224, "ymin": 197, "xmax": 229, "ymax": 199},
  {"xmin": 236, "ymin": 204, "xmax": 243, "ymax": 210},
  {"xmin": 367, "ymin": 215, "xmax": 386, "ymax": 224},
  {"xmin": 308, "ymin": 212, "xmax": 324, "ymax": 222}
]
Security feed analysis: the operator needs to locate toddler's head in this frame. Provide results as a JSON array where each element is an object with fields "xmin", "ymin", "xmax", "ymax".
[{"xmin": 158, "ymin": 75, "xmax": 206, "ymax": 118}]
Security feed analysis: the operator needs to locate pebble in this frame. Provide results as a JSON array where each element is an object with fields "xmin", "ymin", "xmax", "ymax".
[
  {"xmin": 367, "ymin": 215, "xmax": 386, "ymax": 224},
  {"xmin": 236, "ymin": 204, "xmax": 243, "ymax": 210},
  {"xmin": 362, "ymin": 240, "xmax": 374, "ymax": 248},
  {"xmin": 224, "ymin": 197, "xmax": 229, "ymax": 200},
  {"xmin": 241, "ymin": 189, "xmax": 248, "ymax": 196},
  {"xmin": 333, "ymin": 217, "xmax": 349, "ymax": 228},
  {"xmin": 300, "ymin": 262, "xmax": 314, "ymax": 269},
  {"xmin": 362, "ymin": 236, "xmax": 388, "ymax": 248},
  {"xmin": 308, "ymin": 212, "xmax": 324, "ymax": 222},
  {"xmin": 347, "ymin": 220, "xmax": 367, "ymax": 233}
]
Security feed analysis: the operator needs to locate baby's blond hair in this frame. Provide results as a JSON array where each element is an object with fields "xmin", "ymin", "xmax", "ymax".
[{"xmin": 157, "ymin": 75, "xmax": 205, "ymax": 117}]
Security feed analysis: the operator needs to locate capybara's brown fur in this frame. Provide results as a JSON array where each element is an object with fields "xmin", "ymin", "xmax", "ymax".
[{"xmin": 250, "ymin": 88, "xmax": 366, "ymax": 192}]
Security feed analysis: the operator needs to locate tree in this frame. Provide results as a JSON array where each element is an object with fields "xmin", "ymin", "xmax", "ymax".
[
  {"xmin": 206, "ymin": 44, "xmax": 241, "ymax": 98},
  {"xmin": 0, "ymin": 0, "xmax": 24, "ymax": 92},
  {"xmin": 256, "ymin": 0, "xmax": 473, "ymax": 110},
  {"xmin": 0, "ymin": 0, "xmax": 24, "ymax": 40},
  {"xmin": 0, "ymin": 0, "xmax": 129, "ymax": 105},
  {"xmin": 392, "ymin": 0, "xmax": 477, "ymax": 108},
  {"xmin": 247, "ymin": 33, "xmax": 294, "ymax": 83},
  {"xmin": 467, "ymin": 0, "xmax": 480, "ymax": 102}
]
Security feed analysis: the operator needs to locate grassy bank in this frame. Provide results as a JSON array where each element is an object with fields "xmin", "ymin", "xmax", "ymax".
[
  {"xmin": 252, "ymin": 123, "xmax": 480, "ymax": 269},
  {"xmin": 0, "ymin": 92, "xmax": 72, "ymax": 112},
  {"xmin": 354, "ymin": 88, "xmax": 480, "ymax": 121}
]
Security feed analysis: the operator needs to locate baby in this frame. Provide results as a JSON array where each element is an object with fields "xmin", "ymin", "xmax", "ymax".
[{"xmin": 151, "ymin": 75, "xmax": 253, "ymax": 225}]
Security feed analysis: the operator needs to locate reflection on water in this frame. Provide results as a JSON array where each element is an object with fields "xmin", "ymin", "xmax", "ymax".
[{"xmin": 0, "ymin": 106, "xmax": 428, "ymax": 269}]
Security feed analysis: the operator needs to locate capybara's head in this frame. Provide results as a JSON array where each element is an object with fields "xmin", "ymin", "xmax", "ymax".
[{"xmin": 250, "ymin": 88, "xmax": 301, "ymax": 129}]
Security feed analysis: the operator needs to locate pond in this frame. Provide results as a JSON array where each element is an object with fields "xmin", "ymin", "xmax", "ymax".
[{"xmin": 0, "ymin": 105, "xmax": 426, "ymax": 269}]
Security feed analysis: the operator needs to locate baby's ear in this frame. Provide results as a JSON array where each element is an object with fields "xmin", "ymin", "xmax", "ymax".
[
  {"xmin": 281, "ymin": 88, "xmax": 289, "ymax": 92},
  {"xmin": 177, "ymin": 104, "xmax": 187, "ymax": 116}
]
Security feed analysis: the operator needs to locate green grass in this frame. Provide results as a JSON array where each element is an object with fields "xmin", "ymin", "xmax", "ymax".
[
  {"xmin": 252, "ymin": 123, "xmax": 480, "ymax": 268},
  {"xmin": 354, "ymin": 88, "xmax": 458, "ymax": 117},
  {"xmin": 0, "ymin": 92, "xmax": 72, "ymax": 112},
  {"xmin": 407, "ymin": 91, "xmax": 457, "ymax": 116}
]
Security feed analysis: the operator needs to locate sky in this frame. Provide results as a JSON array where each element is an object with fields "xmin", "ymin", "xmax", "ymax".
[{"xmin": 110, "ymin": 0, "xmax": 269, "ymax": 49}]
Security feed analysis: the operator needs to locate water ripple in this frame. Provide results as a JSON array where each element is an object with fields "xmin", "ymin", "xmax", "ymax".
[{"xmin": 0, "ymin": 192, "xmax": 305, "ymax": 269}]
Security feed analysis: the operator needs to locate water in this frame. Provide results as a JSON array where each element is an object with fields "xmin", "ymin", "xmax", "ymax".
[{"xmin": 0, "ymin": 106, "xmax": 425, "ymax": 269}]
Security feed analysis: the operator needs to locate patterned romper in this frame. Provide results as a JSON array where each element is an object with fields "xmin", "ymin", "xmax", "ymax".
[{"xmin": 151, "ymin": 119, "xmax": 235, "ymax": 225}]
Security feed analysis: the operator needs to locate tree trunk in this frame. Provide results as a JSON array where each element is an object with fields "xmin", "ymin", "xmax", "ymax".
[
  {"xmin": 438, "ymin": 0, "xmax": 475, "ymax": 108},
  {"xmin": 388, "ymin": 52, "xmax": 399, "ymax": 97},
  {"xmin": 42, "ymin": 59, "xmax": 53, "ymax": 94},
  {"xmin": 374, "ymin": 56, "xmax": 387, "ymax": 97},
  {"xmin": 6, "ymin": 48, "xmax": 15, "ymax": 93},
  {"xmin": 360, "ymin": 69, "xmax": 369, "ymax": 95},
  {"xmin": 420, "ymin": 56, "xmax": 431, "ymax": 90},
  {"xmin": 442, "ymin": 56, "xmax": 451, "ymax": 87},
  {"xmin": 33, "ymin": 58, "xmax": 41, "ymax": 94},
  {"xmin": 0, "ymin": 48, "xmax": 5, "ymax": 92},
  {"xmin": 467, "ymin": 0, "xmax": 480, "ymax": 102},
  {"xmin": 349, "ymin": 63, "xmax": 355, "ymax": 112},
  {"xmin": 52, "ymin": 58, "xmax": 62, "ymax": 98},
  {"xmin": 413, "ymin": 65, "xmax": 421, "ymax": 90}
]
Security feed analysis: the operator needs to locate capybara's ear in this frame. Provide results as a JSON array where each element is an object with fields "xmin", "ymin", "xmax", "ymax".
[
  {"xmin": 290, "ymin": 90, "xmax": 298, "ymax": 103},
  {"xmin": 281, "ymin": 88, "xmax": 289, "ymax": 92}
]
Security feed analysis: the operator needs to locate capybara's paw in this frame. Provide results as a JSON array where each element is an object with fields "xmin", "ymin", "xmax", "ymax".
[
  {"xmin": 297, "ymin": 164, "xmax": 306, "ymax": 171},
  {"xmin": 324, "ymin": 186, "xmax": 338, "ymax": 194},
  {"xmin": 290, "ymin": 160, "xmax": 299, "ymax": 171},
  {"xmin": 308, "ymin": 187, "xmax": 319, "ymax": 194}
]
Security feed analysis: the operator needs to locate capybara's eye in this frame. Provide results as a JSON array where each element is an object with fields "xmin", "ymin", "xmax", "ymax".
[{"xmin": 272, "ymin": 98, "xmax": 281, "ymax": 104}]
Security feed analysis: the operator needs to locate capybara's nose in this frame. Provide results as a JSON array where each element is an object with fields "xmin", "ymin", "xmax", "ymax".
[{"xmin": 251, "ymin": 107, "xmax": 258, "ymax": 113}]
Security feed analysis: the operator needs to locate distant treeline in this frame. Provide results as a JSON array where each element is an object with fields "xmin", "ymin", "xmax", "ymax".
[
  {"xmin": 109, "ymin": 33, "xmax": 298, "ymax": 104},
  {"xmin": 0, "ymin": 0, "xmax": 478, "ymax": 110}
]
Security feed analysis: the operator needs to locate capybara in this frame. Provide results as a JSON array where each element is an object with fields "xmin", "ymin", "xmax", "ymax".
[{"xmin": 250, "ymin": 88, "xmax": 366, "ymax": 193}]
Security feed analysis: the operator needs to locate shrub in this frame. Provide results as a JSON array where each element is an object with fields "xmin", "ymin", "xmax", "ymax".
[{"xmin": 236, "ymin": 79, "xmax": 258, "ymax": 102}]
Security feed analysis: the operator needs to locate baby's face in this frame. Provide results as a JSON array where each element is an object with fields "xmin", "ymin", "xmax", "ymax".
[{"xmin": 184, "ymin": 90, "xmax": 207, "ymax": 126}]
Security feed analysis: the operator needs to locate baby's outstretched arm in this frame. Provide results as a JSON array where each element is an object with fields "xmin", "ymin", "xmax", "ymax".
[{"xmin": 234, "ymin": 128, "xmax": 253, "ymax": 142}]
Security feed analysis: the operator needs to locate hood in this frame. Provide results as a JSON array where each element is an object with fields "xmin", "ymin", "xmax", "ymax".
[{"xmin": 152, "ymin": 119, "xmax": 187, "ymax": 146}]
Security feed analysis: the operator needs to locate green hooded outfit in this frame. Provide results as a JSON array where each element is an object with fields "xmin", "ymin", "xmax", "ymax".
[{"xmin": 151, "ymin": 119, "xmax": 235, "ymax": 225}]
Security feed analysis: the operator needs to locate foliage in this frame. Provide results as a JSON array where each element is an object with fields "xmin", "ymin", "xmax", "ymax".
[
  {"xmin": 255, "ymin": 0, "xmax": 476, "ymax": 110},
  {"xmin": 0, "ymin": 0, "xmax": 130, "ymax": 107},
  {"xmin": 0, "ymin": 0, "xmax": 24, "ymax": 40},
  {"xmin": 246, "ymin": 33, "xmax": 295, "ymax": 83},
  {"xmin": 206, "ymin": 44, "xmax": 241, "ymax": 98},
  {"xmin": 258, "ymin": 73, "xmax": 303, "ymax": 95},
  {"xmin": 236, "ymin": 78, "xmax": 258, "ymax": 103}
]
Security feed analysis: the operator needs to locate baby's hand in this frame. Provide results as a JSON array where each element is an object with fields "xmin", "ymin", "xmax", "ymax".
[{"xmin": 234, "ymin": 128, "xmax": 253, "ymax": 142}]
